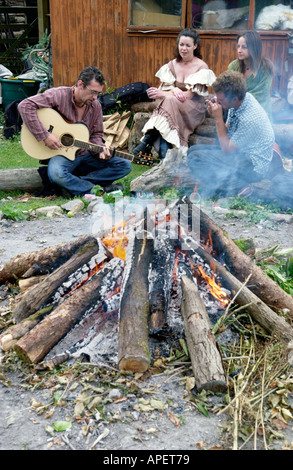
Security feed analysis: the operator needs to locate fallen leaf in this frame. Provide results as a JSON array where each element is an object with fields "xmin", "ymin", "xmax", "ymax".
[
  {"xmin": 186, "ymin": 377, "xmax": 195, "ymax": 392},
  {"xmin": 52, "ymin": 420, "xmax": 72, "ymax": 432},
  {"xmin": 167, "ymin": 411, "xmax": 181, "ymax": 428}
]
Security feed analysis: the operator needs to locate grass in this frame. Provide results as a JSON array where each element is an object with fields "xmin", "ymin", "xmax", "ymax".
[
  {"xmin": 0, "ymin": 124, "xmax": 150, "ymax": 215},
  {"xmin": 0, "ymin": 135, "xmax": 40, "ymax": 170}
]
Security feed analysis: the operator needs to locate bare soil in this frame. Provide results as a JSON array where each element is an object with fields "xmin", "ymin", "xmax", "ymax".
[{"xmin": 0, "ymin": 199, "xmax": 293, "ymax": 452}]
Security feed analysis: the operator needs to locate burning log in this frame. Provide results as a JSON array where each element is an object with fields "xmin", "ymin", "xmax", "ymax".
[
  {"xmin": 149, "ymin": 236, "xmax": 176, "ymax": 334},
  {"xmin": 181, "ymin": 275, "xmax": 227, "ymax": 393},
  {"xmin": 0, "ymin": 235, "xmax": 100, "ymax": 285},
  {"xmin": 182, "ymin": 236, "xmax": 293, "ymax": 344},
  {"xmin": 118, "ymin": 226, "xmax": 154, "ymax": 372},
  {"xmin": 13, "ymin": 237, "xmax": 101, "ymax": 323},
  {"xmin": 14, "ymin": 258, "xmax": 124, "ymax": 363},
  {"xmin": 199, "ymin": 209, "xmax": 293, "ymax": 318}
]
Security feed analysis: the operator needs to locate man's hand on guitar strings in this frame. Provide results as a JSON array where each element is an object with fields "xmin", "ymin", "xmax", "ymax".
[{"xmin": 44, "ymin": 134, "xmax": 62, "ymax": 150}]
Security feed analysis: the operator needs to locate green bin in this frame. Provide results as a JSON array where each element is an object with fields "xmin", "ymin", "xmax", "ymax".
[{"xmin": 0, "ymin": 77, "xmax": 41, "ymax": 110}]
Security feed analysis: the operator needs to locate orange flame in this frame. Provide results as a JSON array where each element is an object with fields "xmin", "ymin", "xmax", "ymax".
[
  {"xmin": 102, "ymin": 220, "xmax": 129, "ymax": 261},
  {"xmin": 198, "ymin": 265, "xmax": 229, "ymax": 306}
]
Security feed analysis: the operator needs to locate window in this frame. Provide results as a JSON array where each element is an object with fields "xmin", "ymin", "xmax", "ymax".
[
  {"xmin": 192, "ymin": 1, "xmax": 250, "ymax": 30},
  {"xmin": 254, "ymin": 1, "xmax": 293, "ymax": 31},
  {"xmin": 191, "ymin": 1, "xmax": 293, "ymax": 31},
  {"xmin": 128, "ymin": 1, "xmax": 293, "ymax": 32},
  {"xmin": 129, "ymin": 0, "xmax": 185, "ymax": 28}
]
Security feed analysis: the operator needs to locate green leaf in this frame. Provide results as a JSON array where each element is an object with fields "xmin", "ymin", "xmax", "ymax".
[
  {"xmin": 52, "ymin": 420, "xmax": 72, "ymax": 432},
  {"xmin": 195, "ymin": 402, "xmax": 210, "ymax": 418}
]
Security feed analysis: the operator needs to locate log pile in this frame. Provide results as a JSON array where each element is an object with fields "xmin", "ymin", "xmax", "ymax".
[
  {"xmin": 1, "ymin": 197, "xmax": 293, "ymax": 393},
  {"xmin": 103, "ymin": 111, "xmax": 131, "ymax": 150}
]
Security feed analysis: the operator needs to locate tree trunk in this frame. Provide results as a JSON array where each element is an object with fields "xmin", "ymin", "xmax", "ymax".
[
  {"xmin": 181, "ymin": 275, "xmax": 227, "ymax": 393},
  {"xmin": 0, "ymin": 168, "xmax": 43, "ymax": 192},
  {"xmin": 118, "ymin": 227, "xmax": 154, "ymax": 372},
  {"xmin": 13, "ymin": 236, "xmax": 100, "ymax": 323},
  {"xmin": 14, "ymin": 258, "xmax": 124, "ymax": 363}
]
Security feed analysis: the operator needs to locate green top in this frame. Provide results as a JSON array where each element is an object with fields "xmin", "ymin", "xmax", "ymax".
[{"xmin": 228, "ymin": 59, "xmax": 273, "ymax": 120}]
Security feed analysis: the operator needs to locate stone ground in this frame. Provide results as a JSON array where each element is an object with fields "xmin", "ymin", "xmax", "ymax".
[{"xmin": 0, "ymin": 198, "xmax": 293, "ymax": 453}]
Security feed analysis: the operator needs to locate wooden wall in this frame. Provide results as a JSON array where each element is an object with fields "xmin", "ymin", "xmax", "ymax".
[{"xmin": 49, "ymin": 0, "xmax": 292, "ymax": 96}]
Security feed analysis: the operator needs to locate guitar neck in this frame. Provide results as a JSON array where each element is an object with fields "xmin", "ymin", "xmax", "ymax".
[{"xmin": 74, "ymin": 139, "xmax": 134, "ymax": 161}]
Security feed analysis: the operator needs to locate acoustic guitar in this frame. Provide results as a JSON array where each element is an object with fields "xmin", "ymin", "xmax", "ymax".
[{"xmin": 20, "ymin": 108, "xmax": 153, "ymax": 166}]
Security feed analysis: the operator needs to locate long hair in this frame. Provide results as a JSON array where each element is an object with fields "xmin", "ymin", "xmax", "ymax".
[
  {"xmin": 174, "ymin": 28, "xmax": 202, "ymax": 61},
  {"xmin": 235, "ymin": 31, "xmax": 274, "ymax": 77}
]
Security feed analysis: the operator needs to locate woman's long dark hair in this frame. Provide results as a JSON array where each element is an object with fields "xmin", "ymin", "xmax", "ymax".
[
  {"xmin": 235, "ymin": 31, "xmax": 274, "ymax": 77},
  {"xmin": 174, "ymin": 28, "xmax": 202, "ymax": 61}
]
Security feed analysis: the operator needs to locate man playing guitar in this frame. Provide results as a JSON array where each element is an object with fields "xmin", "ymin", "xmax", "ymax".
[{"xmin": 18, "ymin": 66, "xmax": 132, "ymax": 197}]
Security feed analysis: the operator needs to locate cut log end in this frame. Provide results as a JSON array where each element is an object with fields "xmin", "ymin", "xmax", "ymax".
[{"xmin": 118, "ymin": 356, "xmax": 149, "ymax": 373}]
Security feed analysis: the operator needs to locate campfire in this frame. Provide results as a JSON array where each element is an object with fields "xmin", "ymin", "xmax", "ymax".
[{"xmin": 1, "ymin": 196, "xmax": 293, "ymax": 394}]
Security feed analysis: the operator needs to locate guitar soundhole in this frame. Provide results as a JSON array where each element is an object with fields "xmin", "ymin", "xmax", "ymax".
[{"xmin": 61, "ymin": 133, "xmax": 74, "ymax": 147}]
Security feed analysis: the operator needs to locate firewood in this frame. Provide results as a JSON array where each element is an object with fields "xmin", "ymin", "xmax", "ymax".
[
  {"xmin": 13, "ymin": 236, "xmax": 101, "ymax": 323},
  {"xmin": 14, "ymin": 258, "xmax": 124, "ymax": 363},
  {"xmin": 181, "ymin": 275, "xmax": 227, "ymax": 393},
  {"xmin": 0, "ymin": 234, "xmax": 100, "ymax": 285},
  {"xmin": 149, "ymin": 237, "xmax": 176, "ymax": 334},
  {"xmin": 182, "ymin": 236, "xmax": 293, "ymax": 344},
  {"xmin": 103, "ymin": 112, "xmax": 120, "ymax": 128},
  {"xmin": 118, "ymin": 226, "xmax": 154, "ymax": 372},
  {"xmin": 114, "ymin": 111, "xmax": 130, "ymax": 144},
  {"xmin": 105, "ymin": 118, "xmax": 120, "ymax": 147},
  {"xmin": 18, "ymin": 275, "xmax": 47, "ymax": 291},
  {"xmin": 0, "ymin": 305, "xmax": 53, "ymax": 351},
  {"xmin": 117, "ymin": 127, "xmax": 130, "ymax": 149},
  {"xmin": 198, "ymin": 208, "xmax": 293, "ymax": 318}
]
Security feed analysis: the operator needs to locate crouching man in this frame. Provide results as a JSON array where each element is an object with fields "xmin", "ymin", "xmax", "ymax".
[{"xmin": 187, "ymin": 70, "xmax": 282, "ymax": 199}]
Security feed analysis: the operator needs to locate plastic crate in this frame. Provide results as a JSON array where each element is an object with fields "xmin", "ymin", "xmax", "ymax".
[{"xmin": 0, "ymin": 77, "xmax": 41, "ymax": 110}]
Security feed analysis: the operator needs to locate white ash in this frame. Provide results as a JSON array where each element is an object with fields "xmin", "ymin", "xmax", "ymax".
[
  {"xmin": 52, "ymin": 243, "xmax": 109, "ymax": 302},
  {"xmin": 102, "ymin": 293, "xmax": 121, "ymax": 313}
]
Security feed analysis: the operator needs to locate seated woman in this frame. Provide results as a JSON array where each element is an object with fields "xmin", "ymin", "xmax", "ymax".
[
  {"xmin": 228, "ymin": 31, "xmax": 274, "ymax": 120},
  {"xmin": 133, "ymin": 28, "xmax": 216, "ymax": 160}
]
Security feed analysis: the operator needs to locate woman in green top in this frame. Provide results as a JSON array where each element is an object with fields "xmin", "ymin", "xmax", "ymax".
[{"xmin": 228, "ymin": 31, "xmax": 274, "ymax": 120}]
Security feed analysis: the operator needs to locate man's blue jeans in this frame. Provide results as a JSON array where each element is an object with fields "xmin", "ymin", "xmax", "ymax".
[{"xmin": 47, "ymin": 152, "xmax": 132, "ymax": 196}]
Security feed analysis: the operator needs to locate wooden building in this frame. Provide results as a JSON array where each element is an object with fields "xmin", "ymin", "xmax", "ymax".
[{"xmin": 49, "ymin": 0, "xmax": 293, "ymax": 97}]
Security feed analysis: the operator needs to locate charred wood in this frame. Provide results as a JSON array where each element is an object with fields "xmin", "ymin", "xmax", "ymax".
[
  {"xmin": 14, "ymin": 258, "xmax": 124, "ymax": 363},
  {"xmin": 149, "ymin": 236, "xmax": 176, "ymax": 335},
  {"xmin": 0, "ymin": 235, "xmax": 101, "ymax": 285},
  {"xmin": 13, "ymin": 237, "xmax": 101, "ymax": 323},
  {"xmin": 198, "ymin": 208, "xmax": 293, "ymax": 318},
  {"xmin": 182, "ymin": 236, "xmax": 293, "ymax": 344},
  {"xmin": 181, "ymin": 275, "xmax": 227, "ymax": 393}
]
